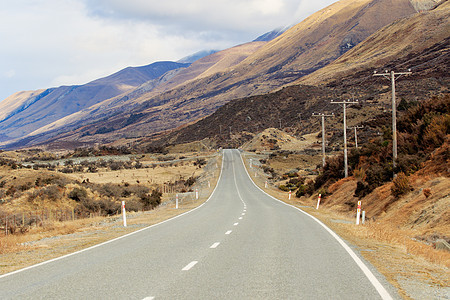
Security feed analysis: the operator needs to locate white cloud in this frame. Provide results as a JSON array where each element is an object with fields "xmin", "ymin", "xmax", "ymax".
[{"xmin": 0, "ymin": 0, "xmax": 337, "ymax": 101}]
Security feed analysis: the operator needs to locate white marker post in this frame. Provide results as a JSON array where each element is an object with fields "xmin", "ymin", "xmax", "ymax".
[
  {"xmin": 195, "ymin": 189, "xmax": 199, "ymax": 200},
  {"xmin": 176, "ymin": 194, "xmax": 179, "ymax": 209},
  {"xmin": 122, "ymin": 201, "xmax": 127, "ymax": 227},
  {"xmin": 288, "ymin": 190, "xmax": 292, "ymax": 200},
  {"xmin": 362, "ymin": 210, "xmax": 366, "ymax": 224},
  {"xmin": 265, "ymin": 181, "xmax": 268, "ymax": 188},
  {"xmin": 316, "ymin": 194, "xmax": 321, "ymax": 210},
  {"xmin": 356, "ymin": 201, "xmax": 361, "ymax": 225},
  {"xmin": 208, "ymin": 181, "xmax": 210, "ymax": 188}
]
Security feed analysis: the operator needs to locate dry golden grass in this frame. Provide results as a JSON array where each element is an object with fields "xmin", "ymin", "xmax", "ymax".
[
  {"xmin": 66, "ymin": 163, "xmax": 200, "ymax": 186},
  {"xmin": 0, "ymin": 154, "xmax": 222, "ymax": 275},
  {"xmin": 241, "ymin": 152, "xmax": 450, "ymax": 298}
]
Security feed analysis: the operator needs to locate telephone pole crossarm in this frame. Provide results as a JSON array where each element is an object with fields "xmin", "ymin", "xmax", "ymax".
[{"xmin": 312, "ymin": 113, "xmax": 334, "ymax": 167}]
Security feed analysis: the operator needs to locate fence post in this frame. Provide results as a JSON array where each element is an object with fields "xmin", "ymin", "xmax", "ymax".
[
  {"xmin": 356, "ymin": 201, "xmax": 362, "ymax": 225},
  {"xmin": 122, "ymin": 201, "xmax": 127, "ymax": 227},
  {"xmin": 316, "ymin": 194, "xmax": 322, "ymax": 210}
]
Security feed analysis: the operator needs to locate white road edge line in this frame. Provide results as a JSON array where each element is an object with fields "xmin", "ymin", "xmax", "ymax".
[
  {"xmin": 238, "ymin": 151, "xmax": 393, "ymax": 300},
  {"xmin": 0, "ymin": 154, "xmax": 225, "ymax": 280},
  {"xmin": 210, "ymin": 242, "xmax": 220, "ymax": 249},
  {"xmin": 182, "ymin": 261, "xmax": 198, "ymax": 271},
  {"xmin": 225, "ymin": 230, "xmax": 232, "ymax": 235}
]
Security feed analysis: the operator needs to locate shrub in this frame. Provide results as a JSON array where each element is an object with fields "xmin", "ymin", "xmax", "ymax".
[
  {"xmin": 68, "ymin": 187, "xmax": 88, "ymax": 202},
  {"xmin": 391, "ymin": 172, "xmax": 411, "ymax": 198},
  {"xmin": 140, "ymin": 190, "xmax": 162, "ymax": 210}
]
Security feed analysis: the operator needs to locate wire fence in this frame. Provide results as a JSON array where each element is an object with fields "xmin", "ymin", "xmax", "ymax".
[
  {"xmin": 163, "ymin": 152, "xmax": 221, "ymax": 207},
  {"xmin": 0, "ymin": 208, "xmax": 79, "ymax": 235}
]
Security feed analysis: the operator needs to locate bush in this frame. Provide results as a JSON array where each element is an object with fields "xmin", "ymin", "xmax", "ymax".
[
  {"xmin": 140, "ymin": 189, "xmax": 162, "ymax": 210},
  {"xmin": 391, "ymin": 172, "xmax": 411, "ymax": 198},
  {"xmin": 68, "ymin": 187, "xmax": 88, "ymax": 202}
]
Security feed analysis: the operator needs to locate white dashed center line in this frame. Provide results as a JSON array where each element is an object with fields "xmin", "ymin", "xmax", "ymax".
[
  {"xmin": 239, "ymin": 217, "xmax": 243, "ymax": 220},
  {"xmin": 233, "ymin": 222, "xmax": 239, "ymax": 226},
  {"xmin": 182, "ymin": 261, "xmax": 198, "ymax": 271},
  {"xmin": 142, "ymin": 297, "xmax": 154, "ymax": 300},
  {"xmin": 225, "ymin": 230, "xmax": 232, "ymax": 235},
  {"xmin": 210, "ymin": 242, "xmax": 220, "ymax": 249}
]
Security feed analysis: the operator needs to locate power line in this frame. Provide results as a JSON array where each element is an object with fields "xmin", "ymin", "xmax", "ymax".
[{"xmin": 312, "ymin": 113, "xmax": 334, "ymax": 168}]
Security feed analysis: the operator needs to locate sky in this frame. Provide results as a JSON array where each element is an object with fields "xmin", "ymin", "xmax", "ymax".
[{"xmin": 0, "ymin": 0, "xmax": 336, "ymax": 101}]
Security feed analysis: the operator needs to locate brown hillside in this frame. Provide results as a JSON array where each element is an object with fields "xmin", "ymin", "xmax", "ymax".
[
  {"xmin": 297, "ymin": 0, "xmax": 450, "ymax": 85},
  {"xmin": 3, "ymin": 0, "xmax": 428, "ymax": 150}
]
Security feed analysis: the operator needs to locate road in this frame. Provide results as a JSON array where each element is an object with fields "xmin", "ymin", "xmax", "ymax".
[{"xmin": 0, "ymin": 149, "xmax": 397, "ymax": 299}]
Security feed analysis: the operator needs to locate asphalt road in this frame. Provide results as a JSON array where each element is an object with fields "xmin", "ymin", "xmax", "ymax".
[{"xmin": 0, "ymin": 149, "xmax": 397, "ymax": 299}]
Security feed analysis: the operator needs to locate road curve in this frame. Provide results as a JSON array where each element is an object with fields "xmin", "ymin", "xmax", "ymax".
[{"xmin": 0, "ymin": 149, "xmax": 398, "ymax": 299}]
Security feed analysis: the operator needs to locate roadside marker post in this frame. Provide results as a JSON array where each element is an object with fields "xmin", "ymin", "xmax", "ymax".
[
  {"xmin": 176, "ymin": 194, "xmax": 179, "ymax": 209},
  {"xmin": 195, "ymin": 189, "xmax": 199, "ymax": 200},
  {"xmin": 288, "ymin": 190, "xmax": 292, "ymax": 200},
  {"xmin": 362, "ymin": 210, "xmax": 366, "ymax": 224},
  {"xmin": 265, "ymin": 181, "xmax": 268, "ymax": 188},
  {"xmin": 316, "ymin": 194, "xmax": 321, "ymax": 210},
  {"xmin": 122, "ymin": 201, "xmax": 127, "ymax": 227},
  {"xmin": 356, "ymin": 201, "xmax": 361, "ymax": 225}
]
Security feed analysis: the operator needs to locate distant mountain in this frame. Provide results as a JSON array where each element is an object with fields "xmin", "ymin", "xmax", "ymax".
[
  {"xmin": 1, "ymin": 0, "xmax": 446, "ymax": 150},
  {"xmin": 178, "ymin": 50, "xmax": 219, "ymax": 64},
  {"xmin": 0, "ymin": 61, "xmax": 189, "ymax": 143},
  {"xmin": 253, "ymin": 28, "xmax": 288, "ymax": 42}
]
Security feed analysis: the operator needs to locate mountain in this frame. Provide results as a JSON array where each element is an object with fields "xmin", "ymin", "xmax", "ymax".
[
  {"xmin": 177, "ymin": 50, "xmax": 219, "ymax": 64},
  {"xmin": 1, "ymin": 0, "xmax": 446, "ymax": 150},
  {"xmin": 296, "ymin": 0, "xmax": 449, "ymax": 85},
  {"xmin": 147, "ymin": 1, "xmax": 449, "ymax": 149},
  {"xmin": 253, "ymin": 28, "xmax": 288, "ymax": 42},
  {"xmin": 0, "ymin": 61, "xmax": 190, "ymax": 143}
]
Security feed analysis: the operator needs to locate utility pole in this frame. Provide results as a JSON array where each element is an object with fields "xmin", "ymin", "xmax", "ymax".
[
  {"xmin": 312, "ymin": 113, "xmax": 334, "ymax": 168},
  {"xmin": 348, "ymin": 125, "xmax": 364, "ymax": 148},
  {"xmin": 331, "ymin": 99, "xmax": 359, "ymax": 177},
  {"xmin": 374, "ymin": 69, "xmax": 411, "ymax": 170}
]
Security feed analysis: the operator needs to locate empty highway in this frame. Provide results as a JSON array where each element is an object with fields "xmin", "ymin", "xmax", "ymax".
[{"xmin": 0, "ymin": 149, "xmax": 397, "ymax": 299}]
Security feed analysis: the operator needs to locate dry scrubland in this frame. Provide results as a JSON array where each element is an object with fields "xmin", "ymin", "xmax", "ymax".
[
  {"xmin": 242, "ymin": 148, "xmax": 449, "ymax": 299},
  {"xmin": 0, "ymin": 151, "xmax": 221, "ymax": 274}
]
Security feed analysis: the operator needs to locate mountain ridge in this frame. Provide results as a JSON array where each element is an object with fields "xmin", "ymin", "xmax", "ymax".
[{"xmin": 1, "ymin": 0, "xmax": 447, "ymax": 150}]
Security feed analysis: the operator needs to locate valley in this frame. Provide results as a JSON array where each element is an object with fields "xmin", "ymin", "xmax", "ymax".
[{"xmin": 0, "ymin": 0, "xmax": 448, "ymax": 299}]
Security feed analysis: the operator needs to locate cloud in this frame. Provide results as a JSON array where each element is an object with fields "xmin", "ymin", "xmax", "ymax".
[{"xmin": 0, "ymin": 0, "xmax": 337, "ymax": 101}]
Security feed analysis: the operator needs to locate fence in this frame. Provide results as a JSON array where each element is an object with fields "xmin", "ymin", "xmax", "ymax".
[
  {"xmin": 0, "ymin": 208, "xmax": 79, "ymax": 235},
  {"xmin": 163, "ymin": 153, "xmax": 221, "ymax": 207}
]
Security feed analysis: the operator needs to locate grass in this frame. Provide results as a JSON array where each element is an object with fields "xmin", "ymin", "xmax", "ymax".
[
  {"xmin": 0, "ymin": 154, "xmax": 222, "ymax": 275},
  {"xmin": 241, "ymin": 152, "xmax": 450, "ymax": 299}
]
